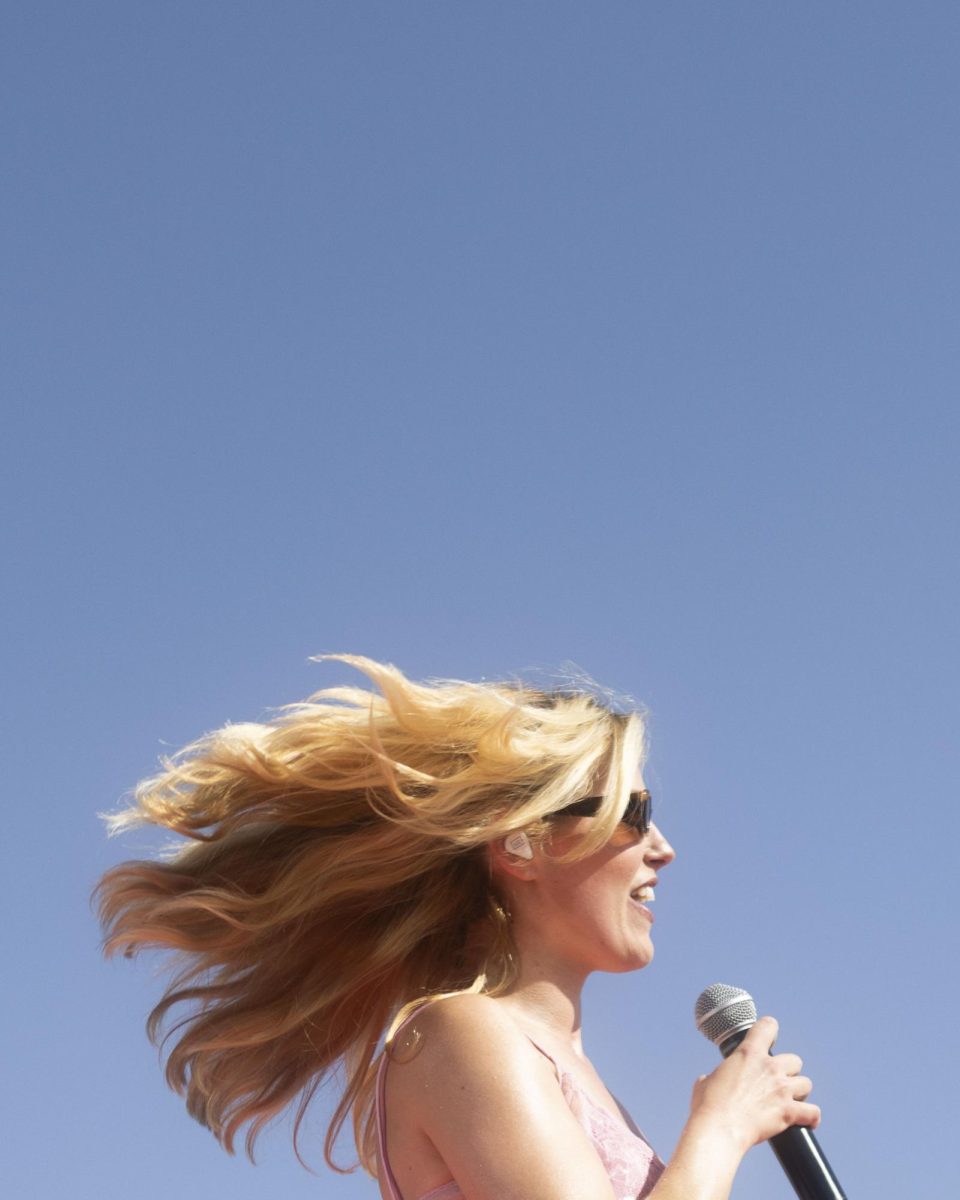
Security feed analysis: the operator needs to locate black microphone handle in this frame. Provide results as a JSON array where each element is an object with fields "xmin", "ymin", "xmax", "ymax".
[
  {"xmin": 769, "ymin": 1125, "xmax": 847, "ymax": 1200},
  {"xmin": 717, "ymin": 1029, "xmax": 848, "ymax": 1200}
]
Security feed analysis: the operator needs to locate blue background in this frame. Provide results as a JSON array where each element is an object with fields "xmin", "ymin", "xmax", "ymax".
[{"xmin": 4, "ymin": 3, "xmax": 958, "ymax": 1198}]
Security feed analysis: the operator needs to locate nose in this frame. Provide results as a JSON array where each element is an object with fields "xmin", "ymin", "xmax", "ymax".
[{"xmin": 644, "ymin": 822, "xmax": 676, "ymax": 868}]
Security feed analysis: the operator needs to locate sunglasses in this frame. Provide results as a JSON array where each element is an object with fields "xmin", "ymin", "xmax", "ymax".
[{"xmin": 552, "ymin": 789, "xmax": 652, "ymax": 836}]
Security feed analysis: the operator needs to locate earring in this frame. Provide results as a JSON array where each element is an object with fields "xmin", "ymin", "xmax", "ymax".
[{"xmin": 504, "ymin": 830, "xmax": 534, "ymax": 860}]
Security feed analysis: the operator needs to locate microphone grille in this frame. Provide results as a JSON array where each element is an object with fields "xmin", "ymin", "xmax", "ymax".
[{"xmin": 694, "ymin": 982, "xmax": 758, "ymax": 1048}]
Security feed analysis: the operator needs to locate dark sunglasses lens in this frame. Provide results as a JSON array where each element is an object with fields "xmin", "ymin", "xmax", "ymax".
[
  {"xmin": 553, "ymin": 791, "xmax": 652, "ymax": 832},
  {"xmin": 627, "ymin": 791, "xmax": 652, "ymax": 834}
]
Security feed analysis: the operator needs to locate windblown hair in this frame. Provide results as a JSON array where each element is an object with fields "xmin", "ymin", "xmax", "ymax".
[{"xmin": 94, "ymin": 655, "xmax": 645, "ymax": 1175}]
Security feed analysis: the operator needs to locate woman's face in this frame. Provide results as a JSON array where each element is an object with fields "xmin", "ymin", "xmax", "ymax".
[{"xmin": 505, "ymin": 768, "xmax": 676, "ymax": 978}]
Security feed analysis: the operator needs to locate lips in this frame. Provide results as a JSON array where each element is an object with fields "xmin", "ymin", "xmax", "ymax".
[{"xmin": 629, "ymin": 882, "xmax": 656, "ymax": 922}]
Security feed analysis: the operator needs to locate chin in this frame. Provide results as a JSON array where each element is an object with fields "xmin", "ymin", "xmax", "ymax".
[{"xmin": 597, "ymin": 940, "xmax": 655, "ymax": 975}]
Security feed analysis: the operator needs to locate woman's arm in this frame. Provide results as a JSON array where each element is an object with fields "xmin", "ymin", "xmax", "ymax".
[
  {"xmin": 385, "ymin": 994, "xmax": 619, "ymax": 1200},
  {"xmin": 388, "ymin": 999, "xmax": 817, "ymax": 1200}
]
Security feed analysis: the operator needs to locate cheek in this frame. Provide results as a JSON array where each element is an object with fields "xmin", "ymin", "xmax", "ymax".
[
  {"xmin": 558, "ymin": 871, "xmax": 630, "ymax": 924},
  {"xmin": 536, "ymin": 841, "xmax": 638, "ymax": 922},
  {"xmin": 604, "ymin": 826, "xmax": 642, "ymax": 851}
]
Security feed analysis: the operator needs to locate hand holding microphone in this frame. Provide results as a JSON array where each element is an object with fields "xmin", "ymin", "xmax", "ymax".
[
  {"xmin": 689, "ymin": 1015, "xmax": 819, "ymax": 1150},
  {"xmin": 693, "ymin": 984, "xmax": 847, "ymax": 1200}
]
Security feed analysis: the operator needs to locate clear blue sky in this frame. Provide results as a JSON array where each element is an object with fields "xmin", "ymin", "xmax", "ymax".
[{"xmin": 4, "ymin": 3, "xmax": 958, "ymax": 1198}]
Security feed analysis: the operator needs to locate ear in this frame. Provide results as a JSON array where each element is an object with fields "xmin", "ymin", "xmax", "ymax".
[{"xmin": 487, "ymin": 831, "xmax": 538, "ymax": 882}]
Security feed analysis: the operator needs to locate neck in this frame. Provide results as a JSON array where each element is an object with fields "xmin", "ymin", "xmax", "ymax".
[{"xmin": 496, "ymin": 933, "xmax": 590, "ymax": 1056}]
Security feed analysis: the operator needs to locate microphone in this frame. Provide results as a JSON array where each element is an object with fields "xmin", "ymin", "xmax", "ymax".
[{"xmin": 694, "ymin": 984, "xmax": 848, "ymax": 1200}]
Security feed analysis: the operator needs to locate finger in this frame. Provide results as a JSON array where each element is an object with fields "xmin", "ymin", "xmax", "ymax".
[
  {"xmin": 772, "ymin": 1052, "xmax": 803, "ymax": 1076},
  {"xmin": 742, "ymin": 1015, "xmax": 779, "ymax": 1052},
  {"xmin": 791, "ymin": 1075, "xmax": 813, "ymax": 1101},
  {"xmin": 790, "ymin": 1101, "xmax": 821, "ymax": 1129}
]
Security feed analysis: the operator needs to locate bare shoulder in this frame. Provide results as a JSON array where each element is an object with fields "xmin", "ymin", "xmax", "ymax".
[
  {"xmin": 408, "ymin": 992, "xmax": 530, "ymax": 1053},
  {"xmin": 410, "ymin": 990, "xmax": 518, "ymax": 1032},
  {"xmin": 386, "ymin": 995, "xmax": 616, "ymax": 1200},
  {"xmin": 392, "ymin": 992, "xmax": 540, "ymax": 1089}
]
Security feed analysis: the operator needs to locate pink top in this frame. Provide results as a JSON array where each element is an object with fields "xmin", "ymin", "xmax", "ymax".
[{"xmin": 375, "ymin": 1012, "xmax": 665, "ymax": 1200}]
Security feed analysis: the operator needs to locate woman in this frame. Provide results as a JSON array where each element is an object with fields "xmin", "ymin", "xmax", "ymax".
[{"xmin": 95, "ymin": 655, "xmax": 819, "ymax": 1200}]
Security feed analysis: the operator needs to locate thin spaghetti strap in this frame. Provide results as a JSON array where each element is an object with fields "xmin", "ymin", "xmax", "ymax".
[
  {"xmin": 376, "ymin": 1005, "xmax": 432, "ymax": 1200},
  {"xmin": 375, "ymin": 1049, "xmax": 404, "ymax": 1200},
  {"xmin": 525, "ymin": 1036, "xmax": 563, "ymax": 1083}
]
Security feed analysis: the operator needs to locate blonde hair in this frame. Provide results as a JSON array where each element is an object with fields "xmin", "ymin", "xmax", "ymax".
[{"xmin": 93, "ymin": 654, "xmax": 645, "ymax": 1174}]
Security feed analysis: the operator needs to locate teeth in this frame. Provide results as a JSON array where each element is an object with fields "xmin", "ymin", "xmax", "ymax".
[{"xmin": 632, "ymin": 886, "xmax": 655, "ymax": 902}]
